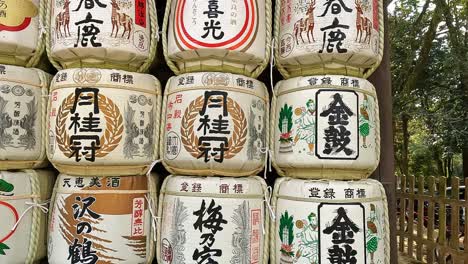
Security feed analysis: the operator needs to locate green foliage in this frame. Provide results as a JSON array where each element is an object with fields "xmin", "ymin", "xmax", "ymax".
[
  {"xmin": 278, "ymin": 104, "xmax": 293, "ymax": 133},
  {"xmin": 279, "ymin": 211, "xmax": 294, "ymax": 245}
]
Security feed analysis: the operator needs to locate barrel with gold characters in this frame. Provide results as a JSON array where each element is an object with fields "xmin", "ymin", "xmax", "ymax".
[
  {"xmin": 271, "ymin": 75, "xmax": 380, "ymax": 179},
  {"xmin": 162, "ymin": 0, "xmax": 271, "ymax": 78},
  {"xmin": 274, "ymin": 0, "xmax": 384, "ymax": 78},
  {"xmin": 0, "ymin": 65, "xmax": 50, "ymax": 170},
  {"xmin": 271, "ymin": 177, "xmax": 389, "ymax": 264},
  {"xmin": 0, "ymin": 170, "xmax": 55, "ymax": 264},
  {"xmin": 161, "ymin": 72, "xmax": 269, "ymax": 176},
  {"xmin": 157, "ymin": 175, "xmax": 269, "ymax": 264},
  {"xmin": 47, "ymin": 68, "xmax": 161, "ymax": 176},
  {"xmin": 0, "ymin": 0, "xmax": 45, "ymax": 67},
  {"xmin": 47, "ymin": 0, "xmax": 158, "ymax": 72},
  {"xmin": 48, "ymin": 173, "xmax": 158, "ymax": 264}
]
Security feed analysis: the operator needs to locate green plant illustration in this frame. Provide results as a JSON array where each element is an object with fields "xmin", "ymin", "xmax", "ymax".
[
  {"xmin": 279, "ymin": 211, "xmax": 295, "ymax": 256},
  {"xmin": 278, "ymin": 104, "xmax": 293, "ymax": 143}
]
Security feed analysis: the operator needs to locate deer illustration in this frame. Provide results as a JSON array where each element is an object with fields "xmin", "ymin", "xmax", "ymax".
[
  {"xmin": 293, "ymin": 0, "xmax": 316, "ymax": 45},
  {"xmin": 355, "ymin": 0, "xmax": 372, "ymax": 44},
  {"xmin": 55, "ymin": 0, "xmax": 71, "ymax": 39},
  {"xmin": 110, "ymin": 0, "xmax": 133, "ymax": 39}
]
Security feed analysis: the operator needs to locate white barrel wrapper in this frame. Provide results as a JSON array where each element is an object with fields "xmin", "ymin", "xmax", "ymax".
[
  {"xmin": 47, "ymin": 68, "xmax": 161, "ymax": 176},
  {"xmin": 0, "ymin": 65, "xmax": 50, "ymax": 170},
  {"xmin": 271, "ymin": 75, "xmax": 380, "ymax": 179},
  {"xmin": 164, "ymin": 0, "xmax": 271, "ymax": 77},
  {"xmin": 161, "ymin": 72, "xmax": 269, "ymax": 176},
  {"xmin": 48, "ymin": 0, "xmax": 157, "ymax": 71},
  {"xmin": 48, "ymin": 174, "xmax": 158, "ymax": 264},
  {"xmin": 271, "ymin": 177, "xmax": 389, "ymax": 264},
  {"xmin": 0, "ymin": 170, "xmax": 55, "ymax": 264},
  {"xmin": 0, "ymin": 0, "xmax": 43, "ymax": 66},
  {"xmin": 275, "ymin": 0, "xmax": 383, "ymax": 78},
  {"xmin": 157, "ymin": 175, "xmax": 269, "ymax": 264}
]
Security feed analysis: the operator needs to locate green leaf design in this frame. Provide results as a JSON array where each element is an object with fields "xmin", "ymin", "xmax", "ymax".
[
  {"xmin": 0, "ymin": 243, "xmax": 10, "ymax": 255},
  {"xmin": 0, "ymin": 179, "xmax": 14, "ymax": 192},
  {"xmin": 279, "ymin": 211, "xmax": 294, "ymax": 245},
  {"xmin": 278, "ymin": 104, "xmax": 293, "ymax": 133}
]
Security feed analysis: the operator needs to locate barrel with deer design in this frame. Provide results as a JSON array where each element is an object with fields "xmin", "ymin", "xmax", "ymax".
[
  {"xmin": 47, "ymin": 0, "xmax": 158, "ymax": 72},
  {"xmin": 275, "ymin": 0, "xmax": 383, "ymax": 78},
  {"xmin": 162, "ymin": 0, "xmax": 271, "ymax": 78},
  {"xmin": 271, "ymin": 177, "xmax": 389, "ymax": 264},
  {"xmin": 0, "ymin": 170, "xmax": 55, "ymax": 264},
  {"xmin": 47, "ymin": 68, "xmax": 161, "ymax": 176},
  {"xmin": 271, "ymin": 75, "xmax": 380, "ymax": 179},
  {"xmin": 157, "ymin": 175, "xmax": 269, "ymax": 264},
  {"xmin": 0, "ymin": 65, "xmax": 51, "ymax": 170},
  {"xmin": 0, "ymin": 0, "xmax": 45, "ymax": 67},
  {"xmin": 161, "ymin": 72, "xmax": 269, "ymax": 176},
  {"xmin": 48, "ymin": 173, "xmax": 158, "ymax": 264}
]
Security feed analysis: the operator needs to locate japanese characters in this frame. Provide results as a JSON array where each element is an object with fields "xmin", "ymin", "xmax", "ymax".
[
  {"xmin": 48, "ymin": 68, "xmax": 161, "ymax": 176},
  {"xmin": 162, "ymin": 72, "xmax": 268, "ymax": 176},
  {"xmin": 272, "ymin": 75, "xmax": 379, "ymax": 179},
  {"xmin": 165, "ymin": 0, "xmax": 270, "ymax": 77}
]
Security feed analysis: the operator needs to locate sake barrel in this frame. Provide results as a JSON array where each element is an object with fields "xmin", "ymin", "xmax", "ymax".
[
  {"xmin": 163, "ymin": 0, "xmax": 271, "ymax": 78},
  {"xmin": 48, "ymin": 0, "xmax": 158, "ymax": 72},
  {"xmin": 48, "ymin": 173, "xmax": 158, "ymax": 264},
  {"xmin": 0, "ymin": 0, "xmax": 44, "ymax": 67},
  {"xmin": 274, "ymin": 0, "xmax": 384, "ymax": 78},
  {"xmin": 161, "ymin": 72, "xmax": 269, "ymax": 176},
  {"xmin": 271, "ymin": 177, "xmax": 389, "ymax": 264},
  {"xmin": 0, "ymin": 65, "xmax": 51, "ymax": 170},
  {"xmin": 271, "ymin": 75, "xmax": 380, "ymax": 179},
  {"xmin": 47, "ymin": 68, "xmax": 161, "ymax": 176},
  {"xmin": 157, "ymin": 175, "xmax": 269, "ymax": 264},
  {"xmin": 0, "ymin": 170, "xmax": 55, "ymax": 264}
]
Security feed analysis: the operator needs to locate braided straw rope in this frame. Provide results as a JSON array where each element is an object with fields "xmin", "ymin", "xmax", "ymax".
[
  {"xmin": 155, "ymin": 174, "xmax": 170, "ymax": 263},
  {"xmin": 146, "ymin": 173, "xmax": 158, "ymax": 264},
  {"xmin": 257, "ymin": 175, "xmax": 271, "ymax": 263},
  {"xmin": 159, "ymin": 77, "xmax": 270, "ymax": 176},
  {"xmin": 162, "ymin": 0, "xmax": 271, "ymax": 78},
  {"xmin": 46, "ymin": 0, "xmax": 158, "ymax": 72},
  {"xmin": 269, "ymin": 83, "xmax": 286, "ymax": 176},
  {"xmin": 25, "ymin": 0, "xmax": 47, "ymax": 68},
  {"xmin": 270, "ymin": 178, "xmax": 390, "ymax": 264},
  {"xmin": 24, "ymin": 170, "xmax": 41, "ymax": 263},
  {"xmin": 274, "ymin": 0, "xmax": 385, "ymax": 79}
]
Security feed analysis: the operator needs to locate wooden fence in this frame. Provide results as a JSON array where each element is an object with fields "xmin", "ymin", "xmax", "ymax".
[{"xmin": 397, "ymin": 175, "xmax": 468, "ymax": 263}]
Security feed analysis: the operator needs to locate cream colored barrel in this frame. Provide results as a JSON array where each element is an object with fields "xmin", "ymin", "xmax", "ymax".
[
  {"xmin": 48, "ymin": 173, "xmax": 158, "ymax": 264},
  {"xmin": 271, "ymin": 75, "xmax": 380, "ymax": 179},
  {"xmin": 0, "ymin": 0, "xmax": 45, "ymax": 67},
  {"xmin": 161, "ymin": 72, "xmax": 269, "ymax": 176},
  {"xmin": 274, "ymin": 0, "xmax": 384, "ymax": 78},
  {"xmin": 162, "ymin": 0, "xmax": 271, "ymax": 78},
  {"xmin": 0, "ymin": 170, "xmax": 55, "ymax": 264},
  {"xmin": 271, "ymin": 177, "xmax": 389, "ymax": 264},
  {"xmin": 157, "ymin": 175, "xmax": 269, "ymax": 263},
  {"xmin": 47, "ymin": 68, "xmax": 161, "ymax": 176},
  {"xmin": 0, "ymin": 65, "xmax": 51, "ymax": 170},
  {"xmin": 47, "ymin": 0, "xmax": 158, "ymax": 72}
]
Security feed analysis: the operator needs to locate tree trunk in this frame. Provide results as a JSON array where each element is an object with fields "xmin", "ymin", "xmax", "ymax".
[
  {"xmin": 401, "ymin": 113, "xmax": 410, "ymax": 176},
  {"xmin": 433, "ymin": 148, "xmax": 444, "ymax": 176},
  {"xmin": 464, "ymin": 146, "xmax": 468, "ymax": 179}
]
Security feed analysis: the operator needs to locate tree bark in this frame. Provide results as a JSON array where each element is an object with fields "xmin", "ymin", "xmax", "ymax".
[
  {"xmin": 463, "ymin": 146, "xmax": 468, "ymax": 179},
  {"xmin": 401, "ymin": 113, "xmax": 409, "ymax": 176}
]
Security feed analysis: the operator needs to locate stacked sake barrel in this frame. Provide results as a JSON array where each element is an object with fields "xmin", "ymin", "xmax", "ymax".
[
  {"xmin": 157, "ymin": 0, "xmax": 272, "ymax": 261},
  {"xmin": 0, "ymin": 1, "xmax": 56, "ymax": 257},
  {"xmin": 270, "ymin": 0, "xmax": 390, "ymax": 263},
  {"xmin": 45, "ymin": 0, "xmax": 161, "ymax": 262}
]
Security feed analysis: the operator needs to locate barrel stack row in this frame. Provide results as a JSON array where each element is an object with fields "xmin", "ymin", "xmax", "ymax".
[
  {"xmin": 270, "ymin": 0, "xmax": 390, "ymax": 263},
  {"xmin": 0, "ymin": 0, "xmax": 56, "ymax": 260},
  {"xmin": 44, "ymin": 0, "xmax": 162, "ymax": 262},
  {"xmin": 157, "ymin": 0, "xmax": 273, "ymax": 261}
]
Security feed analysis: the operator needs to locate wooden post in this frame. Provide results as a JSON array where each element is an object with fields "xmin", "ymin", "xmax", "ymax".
[{"xmin": 369, "ymin": 1, "xmax": 397, "ymax": 262}]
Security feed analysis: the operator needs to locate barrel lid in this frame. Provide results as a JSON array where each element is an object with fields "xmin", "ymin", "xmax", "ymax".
[
  {"xmin": 166, "ymin": 72, "xmax": 268, "ymax": 101},
  {"xmin": 163, "ymin": 175, "xmax": 265, "ymax": 197},
  {"xmin": 50, "ymin": 68, "xmax": 161, "ymax": 95},
  {"xmin": 56, "ymin": 174, "xmax": 149, "ymax": 193},
  {"xmin": 0, "ymin": 64, "xmax": 43, "ymax": 88},
  {"xmin": 275, "ymin": 177, "xmax": 385, "ymax": 200},
  {"xmin": 275, "ymin": 75, "xmax": 376, "ymax": 98}
]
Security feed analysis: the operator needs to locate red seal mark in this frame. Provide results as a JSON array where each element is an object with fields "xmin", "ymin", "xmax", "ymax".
[
  {"xmin": 0, "ymin": 201, "xmax": 19, "ymax": 242},
  {"xmin": 0, "ymin": 17, "xmax": 32, "ymax": 32}
]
